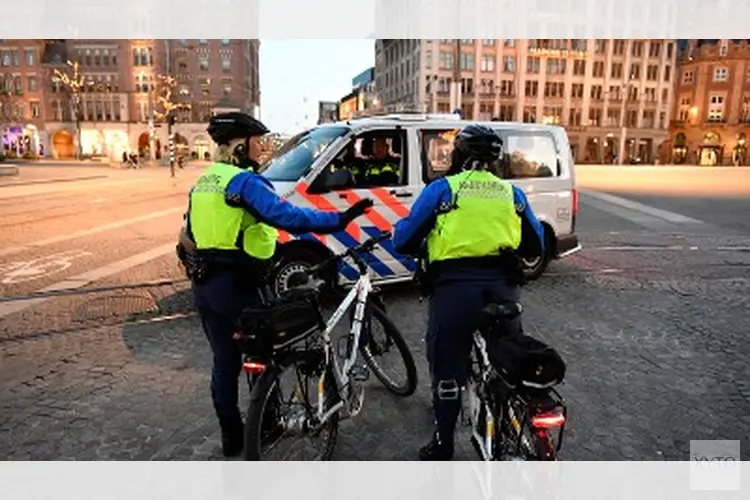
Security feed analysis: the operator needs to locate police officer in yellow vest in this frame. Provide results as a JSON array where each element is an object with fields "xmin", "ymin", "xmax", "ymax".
[
  {"xmin": 181, "ymin": 112, "xmax": 373, "ymax": 457},
  {"xmin": 363, "ymin": 137, "xmax": 400, "ymax": 186},
  {"xmin": 392, "ymin": 124, "xmax": 545, "ymax": 460}
]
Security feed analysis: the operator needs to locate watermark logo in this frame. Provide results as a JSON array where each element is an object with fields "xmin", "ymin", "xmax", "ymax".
[{"xmin": 690, "ymin": 440, "xmax": 741, "ymax": 491}]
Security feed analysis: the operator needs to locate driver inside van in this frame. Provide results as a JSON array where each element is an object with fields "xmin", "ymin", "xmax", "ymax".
[{"xmin": 363, "ymin": 137, "xmax": 401, "ymax": 186}]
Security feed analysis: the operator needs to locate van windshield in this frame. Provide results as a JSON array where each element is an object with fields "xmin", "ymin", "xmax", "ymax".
[{"xmin": 262, "ymin": 126, "xmax": 350, "ymax": 182}]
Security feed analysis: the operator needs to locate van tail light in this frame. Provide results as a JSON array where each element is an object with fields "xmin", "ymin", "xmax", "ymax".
[
  {"xmin": 572, "ymin": 188, "xmax": 579, "ymax": 216},
  {"xmin": 242, "ymin": 361, "xmax": 267, "ymax": 374},
  {"xmin": 531, "ymin": 411, "xmax": 566, "ymax": 429}
]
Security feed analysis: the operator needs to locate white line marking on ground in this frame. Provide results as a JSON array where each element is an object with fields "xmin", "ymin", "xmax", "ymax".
[
  {"xmin": 589, "ymin": 246, "xmax": 748, "ymax": 252},
  {"xmin": 0, "ymin": 250, "xmax": 93, "ymax": 284},
  {"xmin": 0, "ymin": 178, "xmax": 153, "ymax": 200},
  {"xmin": 580, "ymin": 190, "xmax": 704, "ymax": 224},
  {"xmin": 0, "ymin": 206, "xmax": 184, "ymax": 258},
  {"xmin": 0, "ymin": 243, "xmax": 176, "ymax": 319}
]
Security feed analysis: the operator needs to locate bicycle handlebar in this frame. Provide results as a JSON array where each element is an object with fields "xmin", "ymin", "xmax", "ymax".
[{"xmin": 308, "ymin": 230, "xmax": 392, "ymax": 276}]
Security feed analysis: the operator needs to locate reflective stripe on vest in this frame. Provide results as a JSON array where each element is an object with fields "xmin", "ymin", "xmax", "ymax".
[
  {"xmin": 189, "ymin": 162, "xmax": 278, "ymax": 260},
  {"xmin": 426, "ymin": 170, "xmax": 522, "ymax": 264}
]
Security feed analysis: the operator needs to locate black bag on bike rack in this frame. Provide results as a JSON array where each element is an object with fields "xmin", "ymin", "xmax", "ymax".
[
  {"xmin": 236, "ymin": 291, "xmax": 323, "ymax": 357},
  {"xmin": 485, "ymin": 332, "xmax": 567, "ymax": 389}
]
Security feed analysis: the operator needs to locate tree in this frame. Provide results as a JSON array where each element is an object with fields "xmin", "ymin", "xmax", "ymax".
[
  {"xmin": 153, "ymin": 74, "xmax": 191, "ymax": 177},
  {"xmin": 52, "ymin": 60, "xmax": 85, "ymax": 160}
]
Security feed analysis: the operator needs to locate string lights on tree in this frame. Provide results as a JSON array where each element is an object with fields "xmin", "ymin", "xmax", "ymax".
[{"xmin": 152, "ymin": 74, "xmax": 191, "ymax": 177}]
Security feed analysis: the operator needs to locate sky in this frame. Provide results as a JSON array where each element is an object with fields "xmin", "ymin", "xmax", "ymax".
[{"xmin": 259, "ymin": 39, "xmax": 375, "ymax": 135}]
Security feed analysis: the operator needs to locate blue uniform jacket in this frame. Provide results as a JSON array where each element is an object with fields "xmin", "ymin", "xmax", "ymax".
[
  {"xmin": 218, "ymin": 170, "xmax": 342, "ymax": 234},
  {"xmin": 393, "ymin": 177, "xmax": 545, "ymax": 259}
]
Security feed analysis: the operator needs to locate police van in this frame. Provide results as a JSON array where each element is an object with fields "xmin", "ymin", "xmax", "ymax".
[{"xmin": 261, "ymin": 114, "xmax": 581, "ymax": 293}]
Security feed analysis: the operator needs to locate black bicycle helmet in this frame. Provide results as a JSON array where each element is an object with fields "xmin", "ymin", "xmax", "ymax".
[
  {"xmin": 207, "ymin": 112, "xmax": 269, "ymax": 145},
  {"xmin": 453, "ymin": 124, "xmax": 503, "ymax": 163}
]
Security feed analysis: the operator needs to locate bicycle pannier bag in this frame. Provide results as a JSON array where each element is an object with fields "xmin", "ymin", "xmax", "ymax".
[
  {"xmin": 236, "ymin": 293, "xmax": 322, "ymax": 356},
  {"xmin": 486, "ymin": 333, "xmax": 566, "ymax": 388}
]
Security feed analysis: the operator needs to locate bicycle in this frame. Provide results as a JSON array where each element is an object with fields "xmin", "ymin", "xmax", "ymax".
[
  {"xmin": 462, "ymin": 298, "xmax": 567, "ymax": 461},
  {"xmin": 235, "ymin": 230, "xmax": 418, "ymax": 460}
]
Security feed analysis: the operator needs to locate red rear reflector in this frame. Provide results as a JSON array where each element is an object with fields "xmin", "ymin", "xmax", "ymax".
[
  {"xmin": 531, "ymin": 412, "xmax": 566, "ymax": 429},
  {"xmin": 572, "ymin": 189, "xmax": 579, "ymax": 216},
  {"xmin": 242, "ymin": 361, "xmax": 267, "ymax": 374}
]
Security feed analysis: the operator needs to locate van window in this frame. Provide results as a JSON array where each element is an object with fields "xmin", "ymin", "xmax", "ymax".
[
  {"xmin": 262, "ymin": 126, "xmax": 349, "ymax": 182},
  {"xmin": 419, "ymin": 129, "xmax": 460, "ymax": 182},
  {"xmin": 503, "ymin": 133, "xmax": 559, "ymax": 178},
  {"xmin": 310, "ymin": 129, "xmax": 408, "ymax": 192}
]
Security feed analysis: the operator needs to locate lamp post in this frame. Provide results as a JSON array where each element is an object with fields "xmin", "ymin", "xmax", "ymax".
[{"xmin": 617, "ymin": 76, "xmax": 640, "ymax": 166}]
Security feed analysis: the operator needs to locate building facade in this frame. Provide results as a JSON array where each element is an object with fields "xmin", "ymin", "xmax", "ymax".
[
  {"xmin": 318, "ymin": 101, "xmax": 338, "ymax": 124},
  {"xmin": 0, "ymin": 39, "xmax": 260, "ymax": 161},
  {"xmin": 669, "ymin": 39, "xmax": 750, "ymax": 166},
  {"xmin": 375, "ymin": 39, "xmax": 678, "ymax": 163},
  {"xmin": 337, "ymin": 66, "xmax": 380, "ymax": 121}
]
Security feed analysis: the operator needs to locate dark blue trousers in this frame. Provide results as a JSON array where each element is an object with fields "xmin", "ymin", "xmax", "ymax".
[
  {"xmin": 426, "ymin": 273, "xmax": 520, "ymax": 449},
  {"xmin": 192, "ymin": 269, "xmax": 263, "ymax": 433}
]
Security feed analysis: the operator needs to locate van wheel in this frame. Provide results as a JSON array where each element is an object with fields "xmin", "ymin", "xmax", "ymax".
[
  {"xmin": 271, "ymin": 247, "xmax": 334, "ymax": 296},
  {"xmin": 522, "ymin": 228, "xmax": 552, "ymax": 281}
]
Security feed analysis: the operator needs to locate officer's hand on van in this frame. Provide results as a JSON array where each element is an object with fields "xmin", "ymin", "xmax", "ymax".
[{"xmin": 340, "ymin": 198, "xmax": 374, "ymax": 227}]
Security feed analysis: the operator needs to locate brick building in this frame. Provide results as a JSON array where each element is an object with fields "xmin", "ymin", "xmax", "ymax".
[
  {"xmin": 0, "ymin": 39, "xmax": 260, "ymax": 161},
  {"xmin": 668, "ymin": 39, "xmax": 750, "ymax": 166}
]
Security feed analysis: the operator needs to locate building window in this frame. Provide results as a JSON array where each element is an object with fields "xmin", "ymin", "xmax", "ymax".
[
  {"xmin": 30, "ymin": 101, "xmax": 40, "ymax": 118},
  {"xmin": 714, "ymin": 67, "xmax": 729, "ymax": 82},
  {"xmin": 522, "ymin": 106, "xmax": 537, "ymax": 123},
  {"xmin": 590, "ymin": 85, "xmax": 603, "ymax": 100},
  {"xmin": 498, "ymin": 104, "xmax": 514, "ymax": 120},
  {"xmin": 571, "ymin": 39, "xmax": 587, "ymax": 51},
  {"xmin": 610, "ymin": 62, "xmax": 623, "ymax": 79},
  {"xmin": 571, "ymin": 83, "xmax": 584, "ymax": 98},
  {"xmin": 527, "ymin": 57, "xmax": 540, "ymax": 73},
  {"xmin": 646, "ymin": 65, "xmax": 659, "ymax": 81},
  {"xmin": 682, "ymin": 69, "xmax": 694, "ymax": 84},
  {"xmin": 424, "ymin": 50, "xmax": 432, "ymax": 70},
  {"xmin": 480, "ymin": 54, "xmax": 495, "ymax": 72},
  {"xmin": 25, "ymin": 49, "xmax": 35, "ymax": 66},
  {"xmin": 460, "ymin": 52, "xmax": 474, "ymax": 70},
  {"xmin": 221, "ymin": 39, "xmax": 231, "ymax": 46},
  {"xmin": 642, "ymin": 110, "xmax": 656, "ymax": 128},
  {"xmin": 677, "ymin": 97, "xmax": 691, "ymax": 122},
  {"xmin": 667, "ymin": 42, "xmax": 674, "ymax": 58},
  {"xmin": 626, "ymin": 110, "xmax": 638, "ymax": 127},
  {"xmin": 606, "ymin": 108, "xmax": 621, "ymax": 127},
  {"xmin": 630, "ymin": 63, "xmax": 640, "ymax": 79},
  {"xmin": 503, "ymin": 56, "xmax": 516, "ymax": 73},
  {"xmin": 628, "ymin": 86, "xmax": 639, "ymax": 101},
  {"xmin": 608, "ymin": 85, "xmax": 622, "ymax": 100},
  {"xmin": 740, "ymin": 96, "xmax": 750, "ymax": 123},
  {"xmin": 613, "ymin": 40, "xmax": 625, "ymax": 55},
  {"xmin": 662, "ymin": 88, "xmax": 669, "ymax": 101},
  {"xmin": 199, "ymin": 55, "xmax": 209, "ymax": 71},
  {"xmin": 593, "ymin": 61, "xmax": 605, "ymax": 78},
  {"xmin": 708, "ymin": 94, "xmax": 725, "ymax": 122},
  {"xmin": 504, "ymin": 39, "xmax": 515, "ymax": 47},
  {"xmin": 28, "ymin": 76, "xmax": 37, "ymax": 92},
  {"xmin": 541, "ymin": 106, "xmax": 563, "ymax": 124},
  {"xmin": 595, "ymin": 39, "xmax": 607, "ymax": 54},
  {"xmin": 524, "ymin": 80, "xmax": 539, "ymax": 97},
  {"xmin": 664, "ymin": 65, "xmax": 671, "ymax": 82},
  {"xmin": 482, "ymin": 39, "xmax": 495, "ymax": 46},
  {"xmin": 588, "ymin": 107, "xmax": 602, "ymax": 126},
  {"xmin": 644, "ymin": 87, "xmax": 657, "ymax": 102},
  {"xmin": 199, "ymin": 39, "xmax": 208, "ymax": 45},
  {"xmin": 544, "ymin": 82, "xmax": 565, "ymax": 98},
  {"xmin": 439, "ymin": 51, "xmax": 453, "ymax": 70},
  {"xmin": 498, "ymin": 80, "xmax": 514, "ymax": 96},
  {"xmin": 631, "ymin": 41, "xmax": 643, "ymax": 57},
  {"xmin": 221, "ymin": 54, "xmax": 231, "ymax": 72},
  {"xmin": 547, "ymin": 58, "xmax": 566, "ymax": 75},
  {"xmin": 133, "ymin": 47, "xmax": 152, "ymax": 67},
  {"xmin": 223, "ymin": 85, "xmax": 232, "ymax": 96},
  {"xmin": 573, "ymin": 60, "xmax": 586, "ymax": 76},
  {"xmin": 648, "ymin": 42, "xmax": 661, "ymax": 58},
  {"xmin": 569, "ymin": 108, "xmax": 582, "ymax": 126}
]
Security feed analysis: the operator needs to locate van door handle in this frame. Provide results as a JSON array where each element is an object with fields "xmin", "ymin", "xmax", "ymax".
[{"xmin": 389, "ymin": 190, "xmax": 413, "ymax": 198}]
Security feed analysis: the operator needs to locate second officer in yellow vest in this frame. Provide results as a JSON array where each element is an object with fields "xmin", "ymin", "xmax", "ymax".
[
  {"xmin": 393, "ymin": 124, "xmax": 545, "ymax": 460},
  {"xmin": 184, "ymin": 112, "xmax": 373, "ymax": 457}
]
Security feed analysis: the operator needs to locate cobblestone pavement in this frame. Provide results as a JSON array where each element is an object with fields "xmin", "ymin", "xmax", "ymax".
[{"xmin": 1, "ymin": 169, "xmax": 749, "ymax": 460}]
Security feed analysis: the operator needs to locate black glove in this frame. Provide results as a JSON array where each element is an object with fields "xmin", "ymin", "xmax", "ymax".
[{"xmin": 339, "ymin": 198, "xmax": 374, "ymax": 227}]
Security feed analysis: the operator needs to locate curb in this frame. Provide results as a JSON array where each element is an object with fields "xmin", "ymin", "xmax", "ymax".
[{"xmin": 0, "ymin": 174, "xmax": 109, "ymax": 188}]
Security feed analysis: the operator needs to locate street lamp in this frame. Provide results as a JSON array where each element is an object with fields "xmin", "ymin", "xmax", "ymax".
[{"xmin": 617, "ymin": 76, "xmax": 639, "ymax": 165}]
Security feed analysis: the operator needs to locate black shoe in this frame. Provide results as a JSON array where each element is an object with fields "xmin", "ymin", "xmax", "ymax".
[
  {"xmin": 419, "ymin": 433, "xmax": 454, "ymax": 461},
  {"xmin": 220, "ymin": 419, "xmax": 244, "ymax": 458}
]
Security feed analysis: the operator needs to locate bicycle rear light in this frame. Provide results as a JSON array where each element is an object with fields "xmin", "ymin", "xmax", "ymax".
[
  {"xmin": 530, "ymin": 411, "xmax": 566, "ymax": 429},
  {"xmin": 242, "ymin": 361, "xmax": 267, "ymax": 374}
]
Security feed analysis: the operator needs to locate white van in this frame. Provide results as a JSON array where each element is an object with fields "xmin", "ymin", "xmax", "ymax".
[{"xmin": 262, "ymin": 114, "xmax": 581, "ymax": 293}]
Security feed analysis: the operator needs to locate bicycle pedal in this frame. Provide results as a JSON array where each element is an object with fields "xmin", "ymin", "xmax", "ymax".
[{"xmin": 351, "ymin": 366, "xmax": 370, "ymax": 382}]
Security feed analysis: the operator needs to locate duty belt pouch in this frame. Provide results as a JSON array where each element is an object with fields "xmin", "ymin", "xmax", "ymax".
[{"xmin": 499, "ymin": 250, "xmax": 526, "ymax": 286}]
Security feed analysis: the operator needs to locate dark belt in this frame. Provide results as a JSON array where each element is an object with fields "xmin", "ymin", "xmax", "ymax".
[{"xmin": 426, "ymin": 250, "xmax": 526, "ymax": 286}]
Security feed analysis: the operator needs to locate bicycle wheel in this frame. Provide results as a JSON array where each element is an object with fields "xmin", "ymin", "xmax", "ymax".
[
  {"xmin": 359, "ymin": 303, "xmax": 418, "ymax": 397},
  {"xmin": 243, "ymin": 350, "xmax": 339, "ymax": 461}
]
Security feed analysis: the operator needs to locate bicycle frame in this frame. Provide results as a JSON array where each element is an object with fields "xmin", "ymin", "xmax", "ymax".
[{"xmin": 315, "ymin": 270, "xmax": 372, "ymax": 424}]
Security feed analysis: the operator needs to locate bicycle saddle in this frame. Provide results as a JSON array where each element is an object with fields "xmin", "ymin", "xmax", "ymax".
[{"xmin": 480, "ymin": 301, "xmax": 523, "ymax": 320}]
